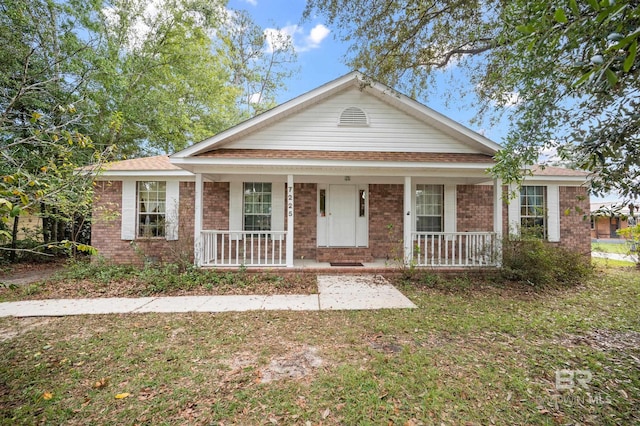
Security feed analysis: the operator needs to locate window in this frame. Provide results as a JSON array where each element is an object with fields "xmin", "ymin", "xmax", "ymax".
[
  {"xmin": 520, "ymin": 185, "xmax": 546, "ymax": 237},
  {"xmin": 138, "ymin": 181, "xmax": 166, "ymax": 237},
  {"xmin": 244, "ymin": 182, "xmax": 272, "ymax": 232},
  {"xmin": 319, "ymin": 189, "xmax": 326, "ymax": 217},
  {"xmin": 416, "ymin": 184, "xmax": 443, "ymax": 232},
  {"xmin": 359, "ymin": 189, "xmax": 366, "ymax": 217}
]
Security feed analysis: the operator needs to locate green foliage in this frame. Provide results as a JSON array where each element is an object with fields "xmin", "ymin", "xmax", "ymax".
[
  {"xmin": 500, "ymin": 236, "xmax": 593, "ymax": 287},
  {"xmin": 616, "ymin": 223, "xmax": 640, "ymax": 265}
]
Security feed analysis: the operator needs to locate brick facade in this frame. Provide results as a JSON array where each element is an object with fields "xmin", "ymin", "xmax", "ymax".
[
  {"xmin": 457, "ymin": 185, "xmax": 494, "ymax": 232},
  {"xmin": 91, "ymin": 180, "xmax": 590, "ymax": 264},
  {"xmin": 558, "ymin": 186, "xmax": 591, "ymax": 254},
  {"xmin": 292, "ymin": 183, "xmax": 317, "ymax": 260},
  {"xmin": 368, "ymin": 184, "xmax": 404, "ymax": 260}
]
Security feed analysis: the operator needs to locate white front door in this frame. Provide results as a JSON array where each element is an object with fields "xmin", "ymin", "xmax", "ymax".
[{"xmin": 329, "ymin": 184, "xmax": 356, "ymax": 246}]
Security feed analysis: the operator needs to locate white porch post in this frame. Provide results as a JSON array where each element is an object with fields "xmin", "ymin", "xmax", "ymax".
[
  {"xmin": 493, "ymin": 178, "xmax": 503, "ymax": 267},
  {"xmin": 194, "ymin": 173, "xmax": 204, "ymax": 266},
  {"xmin": 286, "ymin": 174, "xmax": 294, "ymax": 267},
  {"xmin": 493, "ymin": 178, "xmax": 503, "ymax": 236},
  {"xmin": 403, "ymin": 176, "xmax": 412, "ymax": 264}
]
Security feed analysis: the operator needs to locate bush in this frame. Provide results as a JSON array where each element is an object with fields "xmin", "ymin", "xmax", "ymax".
[{"xmin": 500, "ymin": 237, "xmax": 592, "ymax": 287}]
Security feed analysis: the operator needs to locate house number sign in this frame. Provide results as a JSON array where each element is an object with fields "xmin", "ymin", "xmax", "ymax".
[{"xmin": 288, "ymin": 186, "xmax": 293, "ymax": 217}]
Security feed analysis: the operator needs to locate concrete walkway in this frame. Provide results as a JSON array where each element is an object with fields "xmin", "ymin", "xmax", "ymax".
[
  {"xmin": 592, "ymin": 251, "xmax": 637, "ymax": 263},
  {"xmin": 0, "ymin": 275, "xmax": 416, "ymax": 318}
]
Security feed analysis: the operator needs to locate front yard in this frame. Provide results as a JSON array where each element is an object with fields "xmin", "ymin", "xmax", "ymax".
[{"xmin": 1, "ymin": 264, "xmax": 639, "ymax": 425}]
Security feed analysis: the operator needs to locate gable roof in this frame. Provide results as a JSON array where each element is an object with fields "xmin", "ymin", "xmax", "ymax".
[
  {"xmin": 96, "ymin": 155, "xmax": 192, "ymax": 178},
  {"xmin": 171, "ymin": 71, "xmax": 502, "ymax": 160}
]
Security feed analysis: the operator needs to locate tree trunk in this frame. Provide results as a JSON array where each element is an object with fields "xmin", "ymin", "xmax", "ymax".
[{"xmin": 9, "ymin": 216, "xmax": 19, "ymax": 262}]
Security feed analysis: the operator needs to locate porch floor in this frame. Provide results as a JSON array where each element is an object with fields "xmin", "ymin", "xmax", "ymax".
[{"xmin": 204, "ymin": 258, "xmax": 498, "ymax": 275}]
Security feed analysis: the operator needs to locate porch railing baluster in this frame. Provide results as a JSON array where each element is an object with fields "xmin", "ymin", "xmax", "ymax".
[
  {"xmin": 411, "ymin": 232, "xmax": 498, "ymax": 268},
  {"xmin": 200, "ymin": 230, "xmax": 288, "ymax": 267}
]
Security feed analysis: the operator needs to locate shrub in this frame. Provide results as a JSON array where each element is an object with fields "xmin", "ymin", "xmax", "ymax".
[{"xmin": 500, "ymin": 236, "xmax": 592, "ymax": 287}]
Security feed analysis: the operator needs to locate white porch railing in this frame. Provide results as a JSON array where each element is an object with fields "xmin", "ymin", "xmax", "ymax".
[
  {"xmin": 411, "ymin": 232, "xmax": 499, "ymax": 267},
  {"xmin": 200, "ymin": 230, "xmax": 287, "ymax": 267}
]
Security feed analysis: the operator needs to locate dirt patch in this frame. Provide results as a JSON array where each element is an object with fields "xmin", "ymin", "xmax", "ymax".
[
  {"xmin": 0, "ymin": 317, "xmax": 57, "ymax": 341},
  {"xmin": 0, "ymin": 261, "xmax": 65, "ymax": 287},
  {"xmin": 570, "ymin": 329, "xmax": 640, "ymax": 352},
  {"xmin": 220, "ymin": 346, "xmax": 325, "ymax": 384},
  {"xmin": 368, "ymin": 334, "xmax": 404, "ymax": 354},
  {"xmin": 259, "ymin": 346, "xmax": 323, "ymax": 383}
]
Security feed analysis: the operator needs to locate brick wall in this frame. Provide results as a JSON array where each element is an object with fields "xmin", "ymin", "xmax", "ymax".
[
  {"xmin": 292, "ymin": 183, "xmax": 317, "ymax": 260},
  {"xmin": 558, "ymin": 186, "xmax": 591, "ymax": 254},
  {"xmin": 369, "ymin": 184, "xmax": 404, "ymax": 260},
  {"xmin": 202, "ymin": 182, "xmax": 229, "ymax": 230},
  {"xmin": 457, "ymin": 185, "xmax": 494, "ymax": 232},
  {"xmin": 91, "ymin": 181, "xmax": 126, "ymax": 262}
]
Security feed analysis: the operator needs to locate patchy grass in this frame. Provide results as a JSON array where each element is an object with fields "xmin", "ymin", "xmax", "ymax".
[{"xmin": 1, "ymin": 267, "xmax": 639, "ymax": 424}]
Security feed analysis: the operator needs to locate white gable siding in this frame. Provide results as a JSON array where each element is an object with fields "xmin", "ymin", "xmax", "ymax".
[{"xmin": 230, "ymin": 88, "xmax": 478, "ymax": 153}]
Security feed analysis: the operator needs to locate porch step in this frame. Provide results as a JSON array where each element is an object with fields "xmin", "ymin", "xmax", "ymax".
[{"xmin": 316, "ymin": 247, "xmax": 374, "ymax": 263}]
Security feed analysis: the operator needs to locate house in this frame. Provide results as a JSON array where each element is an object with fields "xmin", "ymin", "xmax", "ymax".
[
  {"xmin": 591, "ymin": 201, "xmax": 639, "ymax": 239},
  {"xmin": 91, "ymin": 72, "xmax": 591, "ymax": 268}
]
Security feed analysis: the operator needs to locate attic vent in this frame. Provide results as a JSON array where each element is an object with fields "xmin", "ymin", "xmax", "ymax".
[{"xmin": 339, "ymin": 107, "xmax": 369, "ymax": 126}]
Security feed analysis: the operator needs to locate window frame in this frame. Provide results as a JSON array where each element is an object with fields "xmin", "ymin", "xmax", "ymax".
[
  {"xmin": 520, "ymin": 185, "xmax": 547, "ymax": 238},
  {"xmin": 415, "ymin": 184, "xmax": 444, "ymax": 233},
  {"xmin": 137, "ymin": 181, "xmax": 166, "ymax": 238},
  {"xmin": 243, "ymin": 182, "xmax": 273, "ymax": 233}
]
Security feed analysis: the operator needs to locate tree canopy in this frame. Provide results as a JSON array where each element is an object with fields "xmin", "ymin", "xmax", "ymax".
[
  {"xmin": 305, "ymin": 0, "xmax": 640, "ymax": 199},
  {"xmin": 1, "ymin": 0, "xmax": 297, "ymax": 255}
]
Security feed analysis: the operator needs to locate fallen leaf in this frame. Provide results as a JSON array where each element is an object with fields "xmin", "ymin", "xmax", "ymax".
[
  {"xmin": 93, "ymin": 377, "xmax": 109, "ymax": 389},
  {"xmin": 322, "ymin": 408, "xmax": 331, "ymax": 419},
  {"xmin": 43, "ymin": 392, "xmax": 53, "ymax": 400},
  {"xmin": 115, "ymin": 393, "xmax": 130, "ymax": 399}
]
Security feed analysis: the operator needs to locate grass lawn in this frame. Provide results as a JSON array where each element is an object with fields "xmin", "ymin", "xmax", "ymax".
[
  {"xmin": 1, "ymin": 266, "xmax": 639, "ymax": 425},
  {"xmin": 592, "ymin": 241, "xmax": 633, "ymax": 255}
]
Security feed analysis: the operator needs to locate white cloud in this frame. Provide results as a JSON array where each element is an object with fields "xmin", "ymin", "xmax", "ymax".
[
  {"xmin": 306, "ymin": 24, "xmax": 330, "ymax": 48},
  {"xmin": 248, "ymin": 92, "xmax": 262, "ymax": 104},
  {"xmin": 264, "ymin": 25, "xmax": 300, "ymax": 53},
  {"xmin": 241, "ymin": 0, "xmax": 258, "ymax": 5},
  {"xmin": 264, "ymin": 23, "xmax": 330, "ymax": 53}
]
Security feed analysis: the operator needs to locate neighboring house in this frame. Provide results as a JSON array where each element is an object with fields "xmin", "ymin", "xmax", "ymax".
[
  {"xmin": 591, "ymin": 201, "xmax": 638, "ymax": 239},
  {"xmin": 91, "ymin": 72, "xmax": 591, "ymax": 268}
]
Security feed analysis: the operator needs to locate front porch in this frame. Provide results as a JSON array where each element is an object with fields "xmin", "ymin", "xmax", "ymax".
[{"xmin": 187, "ymin": 160, "xmax": 505, "ymax": 271}]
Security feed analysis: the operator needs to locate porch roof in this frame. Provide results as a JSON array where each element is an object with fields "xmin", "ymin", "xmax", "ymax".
[
  {"xmin": 195, "ymin": 149, "xmax": 495, "ymax": 163},
  {"xmin": 171, "ymin": 149, "xmax": 495, "ymax": 179}
]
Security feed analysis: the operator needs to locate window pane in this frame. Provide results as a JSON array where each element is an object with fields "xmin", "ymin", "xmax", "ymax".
[
  {"xmin": 244, "ymin": 182, "xmax": 272, "ymax": 232},
  {"xmin": 319, "ymin": 189, "xmax": 326, "ymax": 216},
  {"xmin": 520, "ymin": 185, "xmax": 546, "ymax": 238},
  {"xmin": 137, "ymin": 181, "xmax": 166, "ymax": 237},
  {"xmin": 416, "ymin": 184, "xmax": 443, "ymax": 232}
]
